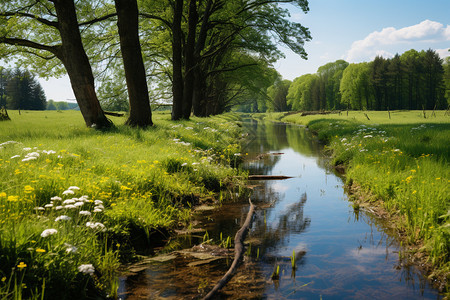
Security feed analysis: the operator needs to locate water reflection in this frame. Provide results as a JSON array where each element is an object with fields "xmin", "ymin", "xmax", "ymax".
[{"xmin": 119, "ymin": 120, "xmax": 442, "ymax": 299}]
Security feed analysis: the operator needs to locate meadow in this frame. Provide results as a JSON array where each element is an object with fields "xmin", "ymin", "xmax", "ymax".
[
  {"xmin": 0, "ymin": 110, "xmax": 247, "ymax": 299},
  {"xmin": 278, "ymin": 110, "xmax": 449, "ymax": 288}
]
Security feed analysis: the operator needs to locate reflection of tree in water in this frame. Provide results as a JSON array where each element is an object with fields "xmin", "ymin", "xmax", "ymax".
[{"xmin": 250, "ymin": 192, "xmax": 311, "ymax": 259}]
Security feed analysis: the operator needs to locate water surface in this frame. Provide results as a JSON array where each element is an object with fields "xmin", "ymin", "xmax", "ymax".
[{"xmin": 119, "ymin": 120, "xmax": 441, "ymax": 299}]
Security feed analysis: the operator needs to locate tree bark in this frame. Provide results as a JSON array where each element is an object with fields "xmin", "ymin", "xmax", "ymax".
[
  {"xmin": 171, "ymin": 0, "xmax": 184, "ymax": 120},
  {"xmin": 52, "ymin": 0, "xmax": 111, "ymax": 129},
  {"xmin": 115, "ymin": 0, "xmax": 152, "ymax": 127},
  {"xmin": 181, "ymin": 0, "xmax": 198, "ymax": 119}
]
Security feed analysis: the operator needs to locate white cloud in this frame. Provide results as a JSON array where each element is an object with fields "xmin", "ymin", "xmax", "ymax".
[
  {"xmin": 436, "ymin": 48, "xmax": 450, "ymax": 59},
  {"xmin": 345, "ymin": 20, "xmax": 450, "ymax": 62}
]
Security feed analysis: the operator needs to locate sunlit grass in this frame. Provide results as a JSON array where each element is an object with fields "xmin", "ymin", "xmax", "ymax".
[
  {"xmin": 0, "ymin": 110, "xmax": 246, "ymax": 298},
  {"xmin": 277, "ymin": 110, "xmax": 450, "ymax": 282}
]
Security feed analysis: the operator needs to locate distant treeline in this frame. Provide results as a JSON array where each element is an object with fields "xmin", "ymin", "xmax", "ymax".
[
  {"xmin": 0, "ymin": 67, "xmax": 47, "ymax": 110},
  {"xmin": 245, "ymin": 49, "xmax": 450, "ymax": 112}
]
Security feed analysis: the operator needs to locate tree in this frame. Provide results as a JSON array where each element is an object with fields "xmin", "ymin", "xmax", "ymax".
[
  {"xmin": 444, "ymin": 56, "xmax": 450, "ymax": 106},
  {"xmin": 0, "ymin": 0, "xmax": 111, "ymax": 128},
  {"xmin": 267, "ymin": 79, "xmax": 291, "ymax": 112},
  {"xmin": 0, "ymin": 67, "xmax": 8, "ymax": 108},
  {"xmin": 114, "ymin": 0, "xmax": 153, "ymax": 127},
  {"xmin": 340, "ymin": 63, "xmax": 371, "ymax": 110}
]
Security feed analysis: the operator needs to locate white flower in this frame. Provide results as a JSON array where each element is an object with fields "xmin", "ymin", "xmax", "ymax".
[
  {"xmin": 10, "ymin": 155, "xmax": 20, "ymax": 159},
  {"xmin": 181, "ymin": 162, "xmax": 188, "ymax": 167},
  {"xmin": 62, "ymin": 190, "xmax": 75, "ymax": 196},
  {"xmin": 41, "ymin": 228, "xmax": 58, "ymax": 237},
  {"xmin": 27, "ymin": 152, "xmax": 40, "ymax": 158},
  {"xmin": 234, "ymin": 153, "xmax": 241, "ymax": 156},
  {"xmin": 65, "ymin": 243, "xmax": 78, "ymax": 254},
  {"xmin": 43, "ymin": 150, "xmax": 56, "ymax": 154},
  {"xmin": 74, "ymin": 202, "xmax": 84, "ymax": 207},
  {"xmin": 78, "ymin": 264, "xmax": 95, "ymax": 275},
  {"xmin": 55, "ymin": 205, "xmax": 64, "ymax": 210},
  {"xmin": 63, "ymin": 199, "xmax": 75, "ymax": 205},
  {"xmin": 34, "ymin": 207, "xmax": 45, "ymax": 211},
  {"xmin": 44, "ymin": 203, "xmax": 54, "ymax": 208},
  {"xmin": 93, "ymin": 208, "xmax": 103, "ymax": 213},
  {"xmin": 55, "ymin": 215, "xmax": 71, "ymax": 222},
  {"xmin": 51, "ymin": 196, "xmax": 62, "ymax": 201},
  {"xmin": 79, "ymin": 211, "xmax": 91, "ymax": 216},
  {"xmin": 363, "ymin": 135, "xmax": 373, "ymax": 138},
  {"xmin": 23, "ymin": 147, "xmax": 32, "ymax": 151},
  {"xmin": 68, "ymin": 186, "xmax": 80, "ymax": 191},
  {"xmin": 86, "ymin": 222, "xmax": 106, "ymax": 231},
  {"xmin": 185, "ymin": 127, "xmax": 193, "ymax": 130},
  {"xmin": 22, "ymin": 157, "xmax": 37, "ymax": 162},
  {"xmin": 64, "ymin": 205, "xmax": 76, "ymax": 209},
  {"xmin": 94, "ymin": 200, "xmax": 103, "ymax": 205},
  {"xmin": 95, "ymin": 204, "xmax": 104, "ymax": 210}
]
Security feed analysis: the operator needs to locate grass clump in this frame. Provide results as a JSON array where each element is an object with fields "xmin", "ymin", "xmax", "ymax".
[
  {"xmin": 0, "ymin": 110, "xmax": 246, "ymax": 298},
  {"xmin": 282, "ymin": 110, "xmax": 450, "ymax": 290}
]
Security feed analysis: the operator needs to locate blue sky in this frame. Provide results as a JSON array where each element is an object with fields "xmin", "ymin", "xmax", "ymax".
[
  {"xmin": 38, "ymin": 0, "xmax": 450, "ymax": 101},
  {"xmin": 276, "ymin": 0, "xmax": 450, "ymax": 80}
]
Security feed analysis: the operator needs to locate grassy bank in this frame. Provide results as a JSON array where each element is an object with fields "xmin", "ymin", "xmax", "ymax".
[
  {"xmin": 276, "ymin": 110, "xmax": 449, "ymax": 290},
  {"xmin": 0, "ymin": 110, "xmax": 246, "ymax": 299}
]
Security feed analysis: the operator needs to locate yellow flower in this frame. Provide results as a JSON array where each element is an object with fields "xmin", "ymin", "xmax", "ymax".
[
  {"xmin": 1, "ymin": 277, "xmax": 6, "ymax": 282},
  {"xmin": 435, "ymin": 178, "xmax": 441, "ymax": 180},
  {"xmin": 7, "ymin": 195, "xmax": 19, "ymax": 202},
  {"xmin": 0, "ymin": 192, "xmax": 6, "ymax": 198},
  {"xmin": 15, "ymin": 169, "xmax": 22, "ymax": 175},
  {"xmin": 120, "ymin": 185, "xmax": 132, "ymax": 191},
  {"xmin": 24, "ymin": 185, "xmax": 34, "ymax": 193},
  {"xmin": 17, "ymin": 262, "xmax": 27, "ymax": 269},
  {"xmin": 35, "ymin": 248, "xmax": 46, "ymax": 253},
  {"xmin": 410, "ymin": 169, "xmax": 416, "ymax": 173},
  {"xmin": 412, "ymin": 190, "xmax": 417, "ymax": 194}
]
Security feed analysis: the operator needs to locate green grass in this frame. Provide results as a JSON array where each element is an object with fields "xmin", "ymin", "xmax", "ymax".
[
  {"xmin": 280, "ymin": 110, "xmax": 450, "ymax": 287},
  {"xmin": 0, "ymin": 110, "xmax": 246, "ymax": 299}
]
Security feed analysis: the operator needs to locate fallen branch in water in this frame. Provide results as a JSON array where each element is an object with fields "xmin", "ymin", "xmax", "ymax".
[
  {"xmin": 248, "ymin": 175, "xmax": 293, "ymax": 180},
  {"xmin": 202, "ymin": 198, "xmax": 255, "ymax": 300}
]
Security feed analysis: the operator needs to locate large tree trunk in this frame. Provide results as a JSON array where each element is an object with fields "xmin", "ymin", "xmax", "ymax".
[
  {"xmin": 171, "ymin": 0, "xmax": 183, "ymax": 121},
  {"xmin": 115, "ymin": 0, "xmax": 152, "ymax": 127},
  {"xmin": 181, "ymin": 0, "xmax": 198, "ymax": 119},
  {"xmin": 52, "ymin": 0, "xmax": 111, "ymax": 129}
]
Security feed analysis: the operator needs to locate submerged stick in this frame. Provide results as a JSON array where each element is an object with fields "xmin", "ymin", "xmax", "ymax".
[
  {"xmin": 248, "ymin": 175, "xmax": 293, "ymax": 180},
  {"xmin": 202, "ymin": 198, "xmax": 255, "ymax": 300}
]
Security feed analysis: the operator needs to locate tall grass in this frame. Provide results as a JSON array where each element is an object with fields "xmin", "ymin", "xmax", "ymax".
[
  {"xmin": 280, "ymin": 110, "xmax": 450, "ymax": 283},
  {"xmin": 0, "ymin": 110, "xmax": 246, "ymax": 298}
]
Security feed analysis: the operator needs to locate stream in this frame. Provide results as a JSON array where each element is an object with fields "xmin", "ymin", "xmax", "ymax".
[{"xmin": 118, "ymin": 120, "xmax": 442, "ymax": 299}]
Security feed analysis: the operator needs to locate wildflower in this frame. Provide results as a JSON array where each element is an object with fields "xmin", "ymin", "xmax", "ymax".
[
  {"xmin": 181, "ymin": 162, "xmax": 188, "ymax": 167},
  {"xmin": 44, "ymin": 204, "xmax": 53, "ymax": 208},
  {"xmin": 63, "ymin": 199, "xmax": 75, "ymax": 205},
  {"xmin": 68, "ymin": 186, "xmax": 80, "ymax": 191},
  {"xmin": 120, "ymin": 185, "xmax": 132, "ymax": 191},
  {"xmin": 22, "ymin": 157, "xmax": 37, "ymax": 162},
  {"xmin": 94, "ymin": 200, "xmax": 103, "ymax": 205},
  {"xmin": 55, "ymin": 215, "xmax": 71, "ymax": 222},
  {"xmin": 234, "ymin": 153, "xmax": 241, "ymax": 156},
  {"xmin": 86, "ymin": 222, "xmax": 106, "ymax": 231},
  {"xmin": 412, "ymin": 190, "xmax": 417, "ymax": 194},
  {"xmin": 74, "ymin": 202, "xmax": 84, "ymax": 207},
  {"xmin": 363, "ymin": 135, "xmax": 373, "ymax": 138},
  {"xmin": 79, "ymin": 210, "xmax": 91, "ymax": 216},
  {"xmin": 24, "ymin": 185, "xmax": 35, "ymax": 193},
  {"xmin": 41, "ymin": 229, "xmax": 58, "ymax": 237},
  {"xmin": 35, "ymin": 248, "xmax": 46, "ymax": 253},
  {"xmin": 62, "ymin": 190, "xmax": 75, "ymax": 196},
  {"xmin": 93, "ymin": 208, "xmax": 103, "ymax": 213},
  {"xmin": 55, "ymin": 205, "xmax": 64, "ymax": 210},
  {"xmin": 17, "ymin": 262, "xmax": 27, "ymax": 269},
  {"xmin": 10, "ymin": 155, "xmax": 20, "ymax": 159},
  {"xmin": 1, "ymin": 277, "xmax": 6, "ymax": 282},
  {"xmin": 78, "ymin": 264, "xmax": 95, "ymax": 275},
  {"xmin": 64, "ymin": 204, "xmax": 76, "ymax": 209},
  {"xmin": 51, "ymin": 196, "xmax": 62, "ymax": 201},
  {"xmin": 65, "ymin": 243, "xmax": 78, "ymax": 253},
  {"xmin": 34, "ymin": 207, "xmax": 45, "ymax": 211},
  {"xmin": 0, "ymin": 192, "xmax": 6, "ymax": 197},
  {"xmin": 22, "ymin": 147, "xmax": 32, "ymax": 151}
]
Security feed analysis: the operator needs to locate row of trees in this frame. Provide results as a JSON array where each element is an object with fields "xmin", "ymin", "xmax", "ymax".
[
  {"xmin": 0, "ymin": 0, "xmax": 311, "ymax": 128},
  {"xmin": 0, "ymin": 67, "xmax": 47, "ymax": 110},
  {"xmin": 260, "ymin": 49, "xmax": 449, "ymax": 113}
]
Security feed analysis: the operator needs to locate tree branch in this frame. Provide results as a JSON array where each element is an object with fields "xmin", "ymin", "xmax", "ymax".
[
  {"xmin": 0, "ymin": 12, "xmax": 58, "ymax": 28},
  {"xmin": 0, "ymin": 37, "xmax": 60, "ymax": 56}
]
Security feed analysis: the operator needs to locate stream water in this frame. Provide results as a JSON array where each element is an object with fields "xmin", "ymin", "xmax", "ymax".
[{"xmin": 119, "ymin": 120, "xmax": 442, "ymax": 299}]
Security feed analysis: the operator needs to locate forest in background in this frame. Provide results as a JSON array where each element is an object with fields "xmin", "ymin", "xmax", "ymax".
[{"xmin": 239, "ymin": 49, "xmax": 450, "ymax": 113}]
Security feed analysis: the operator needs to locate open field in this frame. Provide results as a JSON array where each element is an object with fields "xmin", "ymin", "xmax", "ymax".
[
  {"xmin": 0, "ymin": 110, "xmax": 246, "ymax": 299},
  {"xmin": 265, "ymin": 110, "xmax": 449, "ymax": 289}
]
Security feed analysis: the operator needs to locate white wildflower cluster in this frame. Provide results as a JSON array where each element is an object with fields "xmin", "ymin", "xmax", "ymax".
[
  {"xmin": 411, "ymin": 124, "xmax": 432, "ymax": 132},
  {"xmin": 336, "ymin": 124, "xmax": 391, "ymax": 153},
  {"xmin": 5, "ymin": 146, "xmax": 58, "ymax": 161},
  {"xmin": 86, "ymin": 221, "xmax": 106, "ymax": 231},
  {"xmin": 41, "ymin": 228, "xmax": 58, "ymax": 238},
  {"xmin": 0, "ymin": 140, "xmax": 20, "ymax": 148},
  {"xmin": 172, "ymin": 138, "xmax": 191, "ymax": 146},
  {"xmin": 78, "ymin": 264, "xmax": 95, "ymax": 275}
]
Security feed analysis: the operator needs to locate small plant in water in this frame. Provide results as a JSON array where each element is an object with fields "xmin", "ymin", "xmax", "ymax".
[
  {"xmin": 271, "ymin": 264, "xmax": 280, "ymax": 280},
  {"xmin": 291, "ymin": 250, "xmax": 296, "ymax": 270}
]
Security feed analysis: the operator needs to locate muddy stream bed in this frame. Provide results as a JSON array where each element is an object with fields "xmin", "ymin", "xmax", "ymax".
[{"xmin": 118, "ymin": 120, "xmax": 442, "ymax": 299}]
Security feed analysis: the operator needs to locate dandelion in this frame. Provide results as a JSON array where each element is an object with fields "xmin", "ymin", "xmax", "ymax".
[
  {"xmin": 24, "ymin": 185, "xmax": 35, "ymax": 193},
  {"xmin": 17, "ymin": 262, "xmax": 27, "ymax": 269},
  {"xmin": 78, "ymin": 264, "xmax": 95, "ymax": 275},
  {"xmin": 35, "ymin": 248, "xmax": 46, "ymax": 253},
  {"xmin": 0, "ymin": 192, "xmax": 6, "ymax": 197},
  {"xmin": 55, "ymin": 215, "xmax": 71, "ymax": 222},
  {"xmin": 41, "ymin": 228, "xmax": 58, "ymax": 237},
  {"xmin": 79, "ymin": 211, "xmax": 91, "ymax": 216}
]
